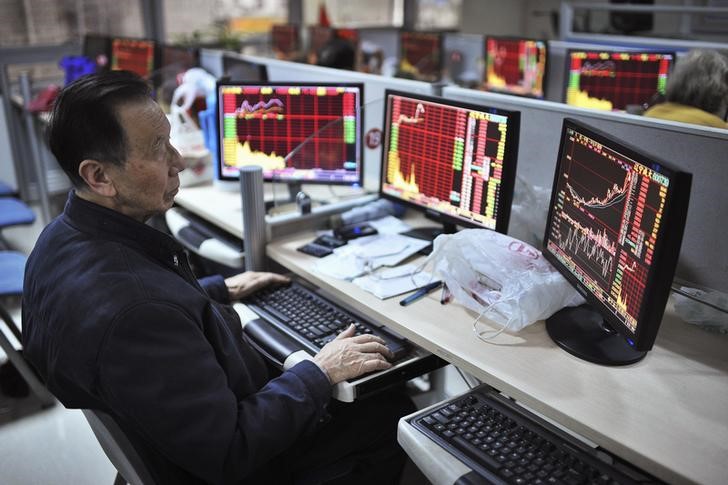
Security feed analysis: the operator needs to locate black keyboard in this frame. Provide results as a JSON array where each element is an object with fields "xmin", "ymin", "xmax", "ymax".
[
  {"xmin": 411, "ymin": 387, "xmax": 643, "ymax": 485},
  {"xmin": 245, "ymin": 281, "xmax": 410, "ymax": 360}
]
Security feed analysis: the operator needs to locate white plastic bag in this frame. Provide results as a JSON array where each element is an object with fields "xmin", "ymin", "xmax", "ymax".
[{"xmin": 423, "ymin": 229, "xmax": 585, "ymax": 334}]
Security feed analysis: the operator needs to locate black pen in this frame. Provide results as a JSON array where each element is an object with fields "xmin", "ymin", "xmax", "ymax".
[{"xmin": 399, "ymin": 281, "xmax": 443, "ymax": 306}]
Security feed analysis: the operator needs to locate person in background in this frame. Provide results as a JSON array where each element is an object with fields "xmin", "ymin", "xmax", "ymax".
[
  {"xmin": 644, "ymin": 49, "xmax": 728, "ymax": 129},
  {"xmin": 316, "ymin": 34, "xmax": 357, "ymax": 70},
  {"xmin": 22, "ymin": 70, "xmax": 413, "ymax": 484}
]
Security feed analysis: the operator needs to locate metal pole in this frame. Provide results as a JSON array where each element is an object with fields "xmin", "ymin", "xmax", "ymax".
[{"xmin": 19, "ymin": 71, "xmax": 52, "ymax": 224}]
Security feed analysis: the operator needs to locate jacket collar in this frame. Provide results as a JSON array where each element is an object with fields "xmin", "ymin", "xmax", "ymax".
[{"xmin": 62, "ymin": 190, "xmax": 183, "ymax": 264}]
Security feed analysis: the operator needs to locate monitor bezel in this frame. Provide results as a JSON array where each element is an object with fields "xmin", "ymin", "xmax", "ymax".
[
  {"xmin": 482, "ymin": 35, "xmax": 549, "ymax": 99},
  {"xmin": 215, "ymin": 81, "xmax": 365, "ymax": 186},
  {"xmin": 397, "ymin": 30, "xmax": 445, "ymax": 83},
  {"xmin": 562, "ymin": 49, "xmax": 676, "ymax": 111},
  {"xmin": 221, "ymin": 55, "xmax": 269, "ymax": 82},
  {"xmin": 542, "ymin": 118, "xmax": 691, "ymax": 351},
  {"xmin": 109, "ymin": 35, "xmax": 158, "ymax": 80},
  {"xmin": 378, "ymin": 89, "xmax": 520, "ymax": 235}
]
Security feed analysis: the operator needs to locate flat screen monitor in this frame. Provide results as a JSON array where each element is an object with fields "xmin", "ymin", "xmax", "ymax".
[
  {"xmin": 82, "ymin": 34, "xmax": 111, "ymax": 72},
  {"xmin": 271, "ymin": 24, "xmax": 301, "ymax": 59},
  {"xmin": 397, "ymin": 31, "xmax": 444, "ymax": 82},
  {"xmin": 483, "ymin": 36, "xmax": 547, "ymax": 99},
  {"xmin": 222, "ymin": 55, "xmax": 269, "ymax": 82},
  {"xmin": 308, "ymin": 25, "xmax": 333, "ymax": 59},
  {"xmin": 110, "ymin": 37, "xmax": 156, "ymax": 79},
  {"xmin": 156, "ymin": 45, "xmax": 199, "ymax": 104},
  {"xmin": 564, "ymin": 50, "xmax": 674, "ymax": 111},
  {"xmin": 543, "ymin": 119, "xmax": 691, "ymax": 365},
  {"xmin": 380, "ymin": 90, "xmax": 520, "ymax": 238},
  {"xmin": 217, "ymin": 82, "xmax": 364, "ymax": 188}
]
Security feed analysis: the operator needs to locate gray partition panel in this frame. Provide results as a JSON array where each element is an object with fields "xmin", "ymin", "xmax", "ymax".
[
  {"xmin": 443, "ymin": 86, "xmax": 728, "ymax": 292},
  {"xmin": 242, "ymin": 55, "xmax": 434, "ymax": 191}
]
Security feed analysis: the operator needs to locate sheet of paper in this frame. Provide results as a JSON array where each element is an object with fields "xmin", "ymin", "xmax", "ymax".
[
  {"xmin": 353, "ymin": 265, "xmax": 436, "ymax": 299},
  {"xmin": 314, "ymin": 234, "xmax": 430, "ymax": 280},
  {"xmin": 368, "ymin": 215, "xmax": 412, "ymax": 234}
]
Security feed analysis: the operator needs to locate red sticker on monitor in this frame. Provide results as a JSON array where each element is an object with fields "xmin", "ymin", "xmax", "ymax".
[{"xmin": 365, "ymin": 128, "xmax": 382, "ymax": 149}]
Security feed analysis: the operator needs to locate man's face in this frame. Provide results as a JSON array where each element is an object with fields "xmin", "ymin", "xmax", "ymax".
[{"xmin": 107, "ymin": 99, "xmax": 185, "ymax": 222}]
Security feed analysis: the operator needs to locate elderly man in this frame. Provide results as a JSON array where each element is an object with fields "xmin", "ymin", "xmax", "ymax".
[{"xmin": 22, "ymin": 71, "xmax": 412, "ymax": 484}]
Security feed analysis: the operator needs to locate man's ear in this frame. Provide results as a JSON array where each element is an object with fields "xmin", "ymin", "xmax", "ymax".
[{"xmin": 78, "ymin": 159, "xmax": 117, "ymax": 197}]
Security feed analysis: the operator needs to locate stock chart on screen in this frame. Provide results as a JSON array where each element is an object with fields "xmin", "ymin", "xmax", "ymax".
[
  {"xmin": 111, "ymin": 38, "xmax": 155, "ymax": 78},
  {"xmin": 218, "ymin": 84, "xmax": 362, "ymax": 184},
  {"xmin": 484, "ymin": 37, "xmax": 547, "ymax": 98},
  {"xmin": 565, "ymin": 51, "xmax": 673, "ymax": 111},
  {"xmin": 545, "ymin": 126, "xmax": 672, "ymax": 332},
  {"xmin": 382, "ymin": 93, "xmax": 517, "ymax": 231},
  {"xmin": 398, "ymin": 32, "xmax": 443, "ymax": 82}
]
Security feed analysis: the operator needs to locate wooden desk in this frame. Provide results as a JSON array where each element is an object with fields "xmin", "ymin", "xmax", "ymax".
[{"xmin": 267, "ymin": 228, "xmax": 728, "ymax": 485}]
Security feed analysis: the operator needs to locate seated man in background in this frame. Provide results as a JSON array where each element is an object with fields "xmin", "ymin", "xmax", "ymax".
[
  {"xmin": 22, "ymin": 71, "xmax": 413, "ymax": 484},
  {"xmin": 644, "ymin": 49, "xmax": 728, "ymax": 129}
]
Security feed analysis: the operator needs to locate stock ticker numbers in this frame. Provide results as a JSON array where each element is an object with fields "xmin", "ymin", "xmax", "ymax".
[
  {"xmin": 384, "ymin": 96, "xmax": 509, "ymax": 230},
  {"xmin": 547, "ymin": 128, "xmax": 669, "ymax": 331}
]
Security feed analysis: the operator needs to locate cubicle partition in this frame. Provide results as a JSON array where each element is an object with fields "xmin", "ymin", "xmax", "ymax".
[
  {"xmin": 242, "ymin": 54, "xmax": 435, "ymax": 191},
  {"xmin": 443, "ymin": 85, "xmax": 728, "ymax": 293}
]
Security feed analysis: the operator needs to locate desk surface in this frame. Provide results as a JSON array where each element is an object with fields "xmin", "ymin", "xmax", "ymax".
[
  {"xmin": 174, "ymin": 183, "xmax": 370, "ymax": 238},
  {"xmin": 266, "ymin": 227, "xmax": 728, "ymax": 485}
]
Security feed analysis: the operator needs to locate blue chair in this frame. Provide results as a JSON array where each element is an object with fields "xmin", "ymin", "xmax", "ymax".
[
  {"xmin": 0, "ymin": 198, "xmax": 36, "ymax": 228},
  {"xmin": 0, "ymin": 179, "xmax": 14, "ymax": 196},
  {"xmin": 0, "ymin": 250, "xmax": 55, "ymax": 406}
]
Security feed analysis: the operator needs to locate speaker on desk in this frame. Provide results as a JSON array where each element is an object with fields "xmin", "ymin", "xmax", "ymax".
[{"xmin": 239, "ymin": 166, "xmax": 267, "ymax": 271}]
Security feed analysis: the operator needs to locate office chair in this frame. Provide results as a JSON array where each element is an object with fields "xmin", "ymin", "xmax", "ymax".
[
  {"xmin": 0, "ymin": 250, "xmax": 55, "ymax": 406},
  {"xmin": 0, "ymin": 197, "xmax": 36, "ymax": 248},
  {"xmin": 0, "ymin": 179, "xmax": 15, "ymax": 196},
  {"xmin": 82, "ymin": 408, "xmax": 157, "ymax": 485}
]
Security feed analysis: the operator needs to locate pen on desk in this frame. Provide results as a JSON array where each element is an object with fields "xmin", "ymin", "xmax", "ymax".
[
  {"xmin": 399, "ymin": 281, "xmax": 443, "ymax": 306},
  {"xmin": 440, "ymin": 283, "xmax": 452, "ymax": 305}
]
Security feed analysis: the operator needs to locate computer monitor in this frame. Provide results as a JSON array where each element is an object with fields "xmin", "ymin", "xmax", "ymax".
[
  {"xmin": 110, "ymin": 37, "xmax": 156, "ymax": 79},
  {"xmin": 483, "ymin": 36, "xmax": 547, "ymax": 99},
  {"xmin": 564, "ymin": 50, "xmax": 674, "ymax": 111},
  {"xmin": 82, "ymin": 34, "xmax": 111, "ymax": 72},
  {"xmin": 222, "ymin": 55, "xmax": 269, "ymax": 82},
  {"xmin": 217, "ymin": 82, "xmax": 364, "ymax": 195},
  {"xmin": 271, "ymin": 24, "xmax": 301, "ymax": 59},
  {"xmin": 156, "ymin": 45, "xmax": 199, "ymax": 105},
  {"xmin": 308, "ymin": 25, "xmax": 333, "ymax": 60},
  {"xmin": 379, "ymin": 90, "xmax": 520, "ymax": 239},
  {"xmin": 397, "ymin": 31, "xmax": 444, "ymax": 82},
  {"xmin": 543, "ymin": 119, "xmax": 691, "ymax": 365}
]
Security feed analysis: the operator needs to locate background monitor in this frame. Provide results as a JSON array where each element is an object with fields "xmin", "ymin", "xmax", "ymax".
[
  {"xmin": 110, "ymin": 37, "xmax": 156, "ymax": 79},
  {"xmin": 564, "ymin": 50, "xmax": 674, "ymax": 111},
  {"xmin": 483, "ymin": 36, "xmax": 547, "ymax": 99},
  {"xmin": 271, "ymin": 24, "xmax": 301, "ymax": 59},
  {"xmin": 397, "ymin": 31, "xmax": 444, "ymax": 82},
  {"xmin": 543, "ymin": 119, "xmax": 691, "ymax": 365},
  {"xmin": 222, "ymin": 55, "xmax": 269, "ymax": 82},
  {"xmin": 379, "ymin": 90, "xmax": 520, "ymax": 239},
  {"xmin": 156, "ymin": 45, "xmax": 200, "ymax": 105},
  {"xmin": 82, "ymin": 33, "xmax": 111, "ymax": 72},
  {"xmin": 217, "ymin": 82, "xmax": 364, "ymax": 189}
]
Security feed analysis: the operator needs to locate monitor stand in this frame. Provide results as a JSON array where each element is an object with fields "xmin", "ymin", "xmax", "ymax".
[
  {"xmin": 546, "ymin": 304, "xmax": 646, "ymax": 366},
  {"xmin": 400, "ymin": 223, "xmax": 456, "ymax": 255},
  {"xmin": 265, "ymin": 181, "xmax": 303, "ymax": 211}
]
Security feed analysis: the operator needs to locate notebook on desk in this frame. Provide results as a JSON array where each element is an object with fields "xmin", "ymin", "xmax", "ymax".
[{"xmin": 234, "ymin": 277, "xmax": 445, "ymax": 402}]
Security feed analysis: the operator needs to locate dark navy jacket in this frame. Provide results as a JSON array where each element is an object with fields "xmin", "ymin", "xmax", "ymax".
[{"xmin": 22, "ymin": 192, "xmax": 332, "ymax": 484}]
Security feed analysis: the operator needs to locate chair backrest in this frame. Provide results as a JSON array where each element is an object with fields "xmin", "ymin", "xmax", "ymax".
[{"xmin": 82, "ymin": 409, "xmax": 157, "ymax": 485}]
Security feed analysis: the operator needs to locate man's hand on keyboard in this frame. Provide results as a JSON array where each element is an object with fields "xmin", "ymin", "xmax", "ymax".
[
  {"xmin": 313, "ymin": 324, "xmax": 394, "ymax": 384},
  {"xmin": 225, "ymin": 272, "xmax": 290, "ymax": 300}
]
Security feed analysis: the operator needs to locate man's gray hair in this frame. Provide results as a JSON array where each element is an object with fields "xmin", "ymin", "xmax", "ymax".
[{"xmin": 666, "ymin": 49, "xmax": 728, "ymax": 117}]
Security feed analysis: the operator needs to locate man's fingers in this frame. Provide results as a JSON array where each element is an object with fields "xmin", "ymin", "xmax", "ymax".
[
  {"xmin": 359, "ymin": 358, "xmax": 392, "ymax": 374},
  {"xmin": 350, "ymin": 333, "xmax": 387, "ymax": 345},
  {"xmin": 335, "ymin": 324, "xmax": 356, "ymax": 339},
  {"xmin": 355, "ymin": 341, "xmax": 394, "ymax": 359}
]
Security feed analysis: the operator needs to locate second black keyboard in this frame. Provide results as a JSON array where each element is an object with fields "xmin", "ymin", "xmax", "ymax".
[{"xmin": 245, "ymin": 281, "xmax": 410, "ymax": 360}]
